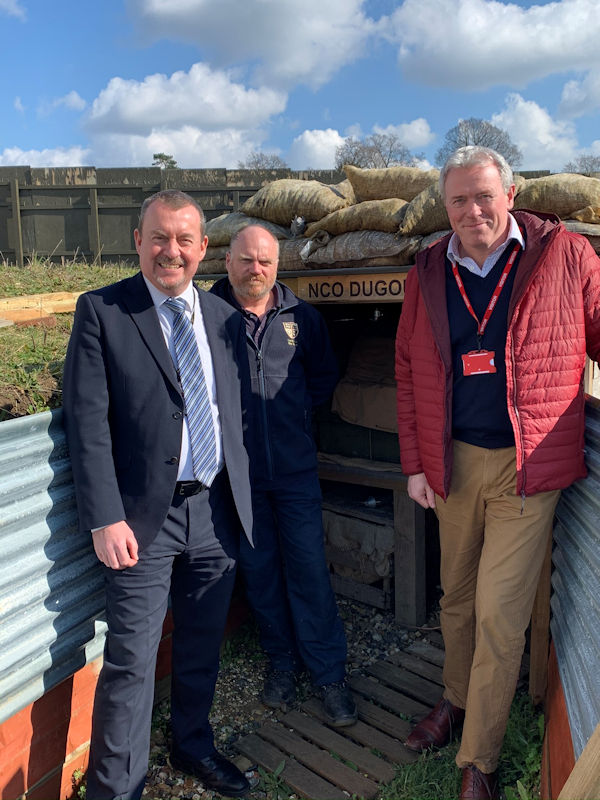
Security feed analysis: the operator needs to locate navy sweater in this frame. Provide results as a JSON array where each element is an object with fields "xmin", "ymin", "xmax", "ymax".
[{"xmin": 446, "ymin": 245, "xmax": 522, "ymax": 448}]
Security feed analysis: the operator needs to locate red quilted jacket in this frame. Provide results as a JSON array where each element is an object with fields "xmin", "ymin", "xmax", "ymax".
[{"xmin": 395, "ymin": 210, "xmax": 600, "ymax": 499}]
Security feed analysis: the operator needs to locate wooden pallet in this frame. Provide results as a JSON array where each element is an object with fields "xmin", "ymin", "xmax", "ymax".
[{"xmin": 235, "ymin": 640, "xmax": 445, "ymax": 799}]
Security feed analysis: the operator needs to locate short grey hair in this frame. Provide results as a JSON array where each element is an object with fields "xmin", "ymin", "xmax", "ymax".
[
  {"xmin": 138, "ymin": 189, "xmax": 205, "ymax": 235},
  {"xmin": 439, "ymin": 146, "xmax": 514, "ymax": 201}
]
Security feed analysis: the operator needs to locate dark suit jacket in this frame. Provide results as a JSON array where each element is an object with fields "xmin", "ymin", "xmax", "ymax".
[{"xmin": 63, "ymin": 272, "xmax": 252, "ymax": 549}]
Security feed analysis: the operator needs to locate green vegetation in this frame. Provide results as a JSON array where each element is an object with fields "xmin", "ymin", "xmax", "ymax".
[
  {"xmin": 0, "ymin": 259, "xmax": 215, "ymax": 420},
  {"xmin": 0, "ymin": 260, "xmax": 138, "ymax": 420},
  {"xmin": 0, "ymin": 257, "xmax": 137, "ymax": 296},
  {"xmin": 379, "ymin": 691, "xmax": 544, "ymax": 800}
]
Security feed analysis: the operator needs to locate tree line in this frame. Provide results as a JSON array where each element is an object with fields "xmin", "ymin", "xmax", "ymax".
[{"xmin": 152, "ymin": 119, "xmax": 600, "ymax": 174}]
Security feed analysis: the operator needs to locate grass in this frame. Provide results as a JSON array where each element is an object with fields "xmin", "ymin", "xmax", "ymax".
[
  {"xmin": 0, "ymin": 258, "xmax": 139, "ymax": 420},
  {"xmin": 0, "ymin": 258, "xmax": 216, "ymax": 421},
  {"xmin": 379, "ymin": 691, "xmax": 544, "ymax": 800}
]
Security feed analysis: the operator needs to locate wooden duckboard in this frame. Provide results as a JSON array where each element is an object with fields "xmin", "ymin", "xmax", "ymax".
[{"xmin": 235, "ymin": 640, "xmax": 445, "ymax": 800}]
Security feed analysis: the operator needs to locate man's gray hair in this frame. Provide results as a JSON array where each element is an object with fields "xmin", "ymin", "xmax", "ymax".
[
  {"xmin": 138, "ymin": 189, "xmax": 205, "ymax": 234},
  {"xmin": 439, "ymin": 146, "xmax": 514, "ymax": 200}
]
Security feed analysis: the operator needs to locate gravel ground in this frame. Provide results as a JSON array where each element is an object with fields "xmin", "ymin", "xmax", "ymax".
[{"xmin": 142, "ymin": 597, "xmax": 436, "ymax": 799}]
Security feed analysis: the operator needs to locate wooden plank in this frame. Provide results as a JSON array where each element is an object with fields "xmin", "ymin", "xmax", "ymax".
[
  {"xmin": 349, "ymin": 675, "xmax": 430, "ymax": 720},
  {"xmin": 426, "ymin": 630, "xmax": 445, "ymax": 649},
  {"xmin": 281, "ymin": 710, "xmax": 396, "ymax": 784},
  {"xmin": 10, "ymin": 178, "xmax": 23, "ymax": 268},
  {"xmin": 302, "ymin": 697, "xmax": 416, "ymax": 764},
  {"xmin": 405, "ymin": 640, "xmax": 446, "ymax": 668},
  {"xmin": 329, "ymin": 574, "xmax": 389, "ymax": 609},
  {"xmin": 394, "ymin": 489, "xmax": 427, "ymax": 626},
  {"xmin": 295, "ymin": 271, "xmax": 408, "ymax": 305},
  {"xmin": 388, "ymin": 651, "xmax": 444, "ymax": 686},
  {"xmin": 529, "ymin": 532, "xmax": 552, "ymax": 704},
  {"xmin": 366, "ymin": 661, "xmax": 442, "ymax": 706},
  {"xmin": 258, "ymin": 721, "xmax": 379, "ymax": 799},
  {"xmin": 235, "ymin": 733, "xmax": 346, "ymax": 800},
  {"xmin": 353, "ymin": 694, "xmax": 415, "ymax": 741},
  {"xmin": 558, "ymin": 723, "xmax": 600, "ymax": 800},
  {"xmin": 0, "ymin": 291, "xmax": 83, "ymax": 313}
]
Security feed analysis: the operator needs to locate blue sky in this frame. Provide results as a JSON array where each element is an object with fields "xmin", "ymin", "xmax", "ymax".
[{"xmin": 1, "ymin": 0, "xmax": 600, "ymax": 172}]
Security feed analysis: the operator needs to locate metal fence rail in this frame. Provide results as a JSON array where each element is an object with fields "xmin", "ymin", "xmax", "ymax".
[
  {"xmin": 551, "ymin": 401, "xmax": 600, "ymax": 759},
  {"xmin": 0, "ymin": 409, "xmax": 105, "ymax": 725}
]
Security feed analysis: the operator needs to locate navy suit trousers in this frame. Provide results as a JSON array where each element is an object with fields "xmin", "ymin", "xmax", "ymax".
[{"xmin": 86, "ymin": 471, "xmax": 240, "ymax": 800}]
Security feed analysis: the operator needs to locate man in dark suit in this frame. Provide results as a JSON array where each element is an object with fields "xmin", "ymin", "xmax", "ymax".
[{"xmin": 63, "ymin": 190, "xmax": 253, "ymax": 800}]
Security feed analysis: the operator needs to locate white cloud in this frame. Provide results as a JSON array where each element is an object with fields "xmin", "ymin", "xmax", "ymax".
[
  {"xmin": 126, "ymin": 0, "xmax": 377, "ymax": 90},
  {"xmin": 38, "ymin": 90, "xmax": 86, "ymax": 116},
  {"xmin": 0, "ymin": 0, "xmax": 25, "ymax": 20},
  {"xmin": 89, "ymin": 127, "xmax": 269, "ymax": 169},
  {"xmin": 491, "ymin": 93, "xmax": 577, "ymax": 172},
  {"xmin": 373, "ymin": 119, "xmax": 435, "ymax": 150},
  {"xmin": 386, "ymin": 0, "xmax": 600, "ymax": 91},
  {"xmin": 14, "ymin": 96, "xmax": 24, "ymax": 113},
  {"xmin": 287, "ymin": 129, "xmax": 345, "ymax": 170},
  {"xmin": 0, "ymin": 145, "xmax": 91, "ymax": 167},
  {"xmin": 86, "ymin": 63, "xmax": 286, "ymax": 136},
  {"xmin": 560, "ymin": 68, "xmax": 600, "ymax": 118}
]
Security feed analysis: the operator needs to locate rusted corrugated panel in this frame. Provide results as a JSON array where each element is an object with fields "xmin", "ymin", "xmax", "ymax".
[
  {"xmin": 0, "ymin": 409, "xmax": 106, "ymax": 725},
  {"xmin": 551, "ymin": 401, "xmax": 600, "ymax": 759}
]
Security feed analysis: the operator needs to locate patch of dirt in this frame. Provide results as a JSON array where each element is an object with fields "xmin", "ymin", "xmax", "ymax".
[{"xmin": 0, "ymin": 372, "xmax": 59, "ymax": 419}]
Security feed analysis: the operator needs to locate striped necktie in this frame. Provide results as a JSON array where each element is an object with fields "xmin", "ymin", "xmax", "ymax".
[{"xmin": 164, "ymin": 296, "xmax": 218, "ymax": 486}]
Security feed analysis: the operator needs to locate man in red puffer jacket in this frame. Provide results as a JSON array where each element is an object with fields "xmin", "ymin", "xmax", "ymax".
[{"xmin": 395, "ymin": 145, "xmax": 600, "ymax": 800}]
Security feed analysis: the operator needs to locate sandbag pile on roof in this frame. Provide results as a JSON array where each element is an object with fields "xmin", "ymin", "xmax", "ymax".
[{"xmin": 201, "ymin": 168, "xmax": 600, "ymax": 274}]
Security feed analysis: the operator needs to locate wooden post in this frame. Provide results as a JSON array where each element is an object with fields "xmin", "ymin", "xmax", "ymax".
[
  {"xmin": 529, "ymin": 531, "xmax": 553, "ymax": 704},
  {"xmin": 558, "ymin": 723, "xmax": 600, "ymax": 799},
  {"xmin": 393, "ymin": 490, "xmax": 426, "ymax": 627},
  {"xmin": 89, "ymin": 187, "xmax": 101, "ymax": 265},
  {"xmin": 10, "ymin": 178, "xmax": 23, "ymax": 267}
]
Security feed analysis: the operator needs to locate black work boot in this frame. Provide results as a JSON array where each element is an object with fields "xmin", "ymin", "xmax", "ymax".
[
  {"xmin": 261, "ymin": 668, "xmax": 297, "ymax": 710},
  {"xmin": 319, "ymin": 680, "xmax": 358, "ymax": 726}
]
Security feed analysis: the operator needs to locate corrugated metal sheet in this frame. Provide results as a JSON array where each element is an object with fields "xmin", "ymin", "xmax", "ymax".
[
  {"xmin": 0, "ymin": 409, "xmax": 106, "ymax": 725},
  {"xmin": 551, "ymin": 401, "xmax": 600, "ymax": 759}
]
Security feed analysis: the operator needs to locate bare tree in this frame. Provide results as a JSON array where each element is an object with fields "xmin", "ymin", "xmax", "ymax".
[
  {"xmin": 237, "ymin": 151, "xmax": 289, "ymax": 169},
  {"xmin": 435, "ymin": 119, "xmax": 522, "ymax": 169},
  {"xmin": 152, "ymin": 152, "xmax": 178, "ymax": 169},
  {"xmin": 563, "ymin": 154, "xmax": 600, "ymax": 174},
  {"xmin": 335, "ymin": 133, "xmax": 422, "ymax": 170}
]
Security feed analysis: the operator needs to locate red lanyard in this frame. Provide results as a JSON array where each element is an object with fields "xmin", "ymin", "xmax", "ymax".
[{"xmin": 451, "ymin": 241, "xmax": 521, "ymax": 348}]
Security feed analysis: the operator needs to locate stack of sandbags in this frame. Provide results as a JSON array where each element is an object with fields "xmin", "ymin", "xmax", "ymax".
[
  {"xmin": 202, "ymin": 212, "xmax": 290, "ymax": 274},
  {"xmin": 200, "ymin": 169, "xmax": 600, "ymax": 275}
]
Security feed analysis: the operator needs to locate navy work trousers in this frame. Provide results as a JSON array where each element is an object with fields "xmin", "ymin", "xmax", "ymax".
[{"xmin": 240, "ymin": 470, "xmax": 347, "ymax": 686}]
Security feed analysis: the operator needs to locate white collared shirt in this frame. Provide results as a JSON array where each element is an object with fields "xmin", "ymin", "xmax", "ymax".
[
  {"xmin": 448, "ymin": 213, "xmax": 525, "ymax": 278},
  {"xmin": 144, "ymin": 277, "xmax": 223, "ymax": 481}
]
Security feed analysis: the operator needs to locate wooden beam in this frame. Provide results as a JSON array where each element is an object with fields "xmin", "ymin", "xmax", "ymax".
[
  {"xmin": 558, "ymin": 723, "xmax": 600, "ymax": 800},
  {"xmin": 529, "ymin": 531, "xmax": 552, "ymax": 703}
]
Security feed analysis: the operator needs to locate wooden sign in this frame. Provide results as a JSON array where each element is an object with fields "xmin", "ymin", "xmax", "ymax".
[{"xmin": 283, "ymin": 271, "xmax": 409, "ymax": 304}]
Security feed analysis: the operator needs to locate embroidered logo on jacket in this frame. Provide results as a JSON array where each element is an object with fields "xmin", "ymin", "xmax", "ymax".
[{"xmin": 282, "ymin": 321, "xmax": 299, "ymax": 346}]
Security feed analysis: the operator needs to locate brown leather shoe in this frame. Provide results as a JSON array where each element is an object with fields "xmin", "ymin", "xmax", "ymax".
[
  {"xmin": 404, "ymin": 697, "xmax": 465, "ymax": 752},
  {"xmin": 460, "ymin": 765, "xmax": 499, "ymax": 799}
]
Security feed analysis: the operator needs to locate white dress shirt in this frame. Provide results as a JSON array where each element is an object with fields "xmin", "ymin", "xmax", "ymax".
[
  {"xmin": 447, "ymin": 213, "xmax": 525, "ymax": 278},
  {"xmin": 143, "ymin": 277, "xmax": 223, "ymax": 481}
]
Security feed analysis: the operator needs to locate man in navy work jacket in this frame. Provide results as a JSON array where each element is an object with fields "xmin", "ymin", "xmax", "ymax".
[
  {"xmin": 211, "ymin": 224, "xmax": 357, "ymax": 726},
  {"xmin": 63, "ymin": 190, "xmax": 254, "ymax": 800}
]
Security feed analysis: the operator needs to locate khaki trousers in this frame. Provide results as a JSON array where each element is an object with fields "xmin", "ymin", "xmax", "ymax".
[{"xmin": 435, "ymin": 440, "xmax": 560, "ymax": 773}]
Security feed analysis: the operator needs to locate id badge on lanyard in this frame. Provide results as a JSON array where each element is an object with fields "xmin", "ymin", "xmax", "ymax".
[{"xmin": 453, "ymin": 241, "xmax": 520, "ymax": 377}]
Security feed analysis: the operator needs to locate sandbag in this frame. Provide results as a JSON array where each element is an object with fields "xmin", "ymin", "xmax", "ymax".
[
  {"xmin": 399, "ymin": 184, "xmax": 450, "ymax": 236},
  {"xmin": 329, "ymin": 178, "xmax": 356, "ymax": 204},
  {"xmin": 278, "ymin": 238, "xmax": 311, "ymax": 271},
  {"xmin": 514, "ymin": 174, "xmax": 600, "ymax": 217},
  {"xmin": 304, "ymin": 230, "xmax": 421, "ymax": 267},
  {"xmin": 569, "ymin": 206, "xmax": 600, "ymax": 224},
  {"xmin": 205, "ymin": 211, "xmax": 290, "ymax": 247},
  {"xmin": 344, "ymin": 164, "xmax": 439, "ymax": 202},
  {"xmin": 304, "ymin": 198, "xmax": 408, "ymax": 238},
  {"xmin": 240, "ymin": 179, "xmax": 351, "ymax": 225},
  {"xmin": 563, "ymin": 220, "xmax": 600, "ymax": 254}
]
